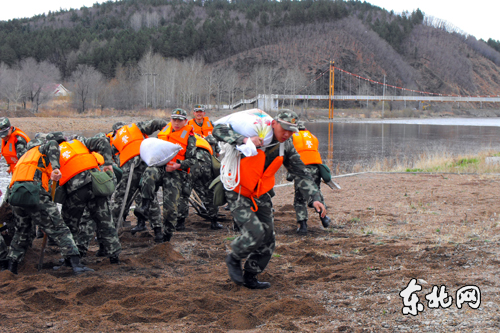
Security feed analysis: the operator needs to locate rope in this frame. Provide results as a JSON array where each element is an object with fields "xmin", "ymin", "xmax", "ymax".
[{"xmin": 219, "ymin": 143, "xmax": 241, "ymax": 191}]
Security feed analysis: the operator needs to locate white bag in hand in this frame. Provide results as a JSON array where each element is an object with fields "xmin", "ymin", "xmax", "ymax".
[
  {"xmin": 140, "ymin": 138, "xmax": 182, "ymax": 166},
  {"xmin": 214, "ymin": 108, "xmax": 274, "ymax": 146}
]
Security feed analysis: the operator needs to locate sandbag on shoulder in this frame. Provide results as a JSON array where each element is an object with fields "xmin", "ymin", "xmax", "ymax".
[
  {"xmin": 213, "ymin": 108, "xmax": 274, "ymax": 146},
  {"xmin": 140, "ymin": 138, "xmax": 182, "ymax": 167}
]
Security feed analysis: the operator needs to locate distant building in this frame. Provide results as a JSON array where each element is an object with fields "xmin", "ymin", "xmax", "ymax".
[{"xmin": 43, "ymin": 83, "xmax": 71, "ymax": 97}]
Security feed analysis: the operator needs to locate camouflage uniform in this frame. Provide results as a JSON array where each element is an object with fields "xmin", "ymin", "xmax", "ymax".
[
  {"xmin": 111, "ymin": 119, "xmax": 167, "ymax": 227},
  {"xmin": 178, "ymin": 146, "xmax": 218, "ymax": 221},
  {"xmin": 138, "ymin": 124, "xmax": 197, "ymax": 240},
  {"xmin": 58, "ymin": 134, "xmax": 122, "ymax": 259},
  {"xmin": 6, "ymin": 139, "xmax": 81, "ymax": 263},
  {"xmin": 0, "ymin": 119, "xmax": 32, "ymax": 243},
  {"xmin": 292, "ymin": 165, "xmax": 325, "ymax": 223},
  {"xmin": 213, "ymin": 114, "xmax": 321, "ymax": 277}
]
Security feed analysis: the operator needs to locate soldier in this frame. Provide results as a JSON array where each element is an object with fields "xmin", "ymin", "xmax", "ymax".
[
  {"xmin": 188, "ymin": 104, "xmax": 214, "ymax": 137},
  {"xmin": 4, "ymin": 137, "xmax": 93, "ymax": 275},
  {"xmin": 0, "ymin": 117, "xmax": 30, "ymax": 175},
  {"xmin": 110, "ymin": 119, "xmax": 167, "ymax": 233},
  {"xmin": 47, "ymin": 132, "xmax": 122, "ymax": 264},
  {"xmin": 177, "ymin": 133, "xmax": 223, "ymax": 231},
  {"xmin": 134, "ymin": 108, "xmax": 197, "ymax": 243},
  {"xmin": 290, "ymin": 121, "xmax": 331, "ymax": 234},
  {"xmin": 213, "ymin": 109, "xmax": 326, "ymax": 289}
]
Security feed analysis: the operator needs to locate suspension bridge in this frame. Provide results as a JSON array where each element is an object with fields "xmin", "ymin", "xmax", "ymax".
[{"xmin": 228, "ymin": 62, "xmax": 500, "ymax": 114}]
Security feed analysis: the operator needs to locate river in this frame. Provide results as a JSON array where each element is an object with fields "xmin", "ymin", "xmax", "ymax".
[{"xmin": 1, "ymin": 117, "xmax": 500, "ymax": 195}]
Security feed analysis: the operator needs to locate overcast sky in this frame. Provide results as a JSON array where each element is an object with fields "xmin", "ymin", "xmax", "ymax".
[{"xmin": 1, "ymin": 0, "xmax": 499, "ymax": 41}]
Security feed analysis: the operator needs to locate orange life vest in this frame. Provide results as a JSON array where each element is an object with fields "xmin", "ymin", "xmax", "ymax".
[
  {"xmin": 235, "ymin": 145, "xmax": 284, "ymax": 212},
  {"xmin": 10, "ymin": 146, "xmax": 52, "ymax": 192},
  {"xmin": 112, "ymin": 124, "xmax": 146, "ymax": 167},
  {"xmin": 292, "ymin": 130, "xmax": 322, "ymax": 165},
  {"xmin": 1, "ymin": 128, "xmax": 31, "ymax": 174},
  {"xmin": 194, "ymin": 133, "xmax": 213, "ymax": 155},
  {"xmin": 188, "ymin": 117, "xmax": 213, "ymax": 136},
  {"xmin": 58, "ymin": 140, "xmax": 99, "ymax": 185},
  {"xmin": 157, "ymin": 123, "xmax": 194, "ymax": 167}
]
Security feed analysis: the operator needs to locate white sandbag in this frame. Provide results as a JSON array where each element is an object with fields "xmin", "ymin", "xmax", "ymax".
[
  {"xmin": 140, "ymin": 138, "xmax": 182, "ymax": 166},
  {"xmin": 213, "ymin": 108, "xmax": 274, "ymax": 146}
]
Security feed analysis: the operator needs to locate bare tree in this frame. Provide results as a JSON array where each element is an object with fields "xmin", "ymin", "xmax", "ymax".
[
  {"xmin": 1, "ymin": 65, "xmax": 26, "ymax": 111},
  {"xmin": 69, "ymin": 64, "xmax": 104, "ymax": 113},
  {"xmin": 21, "ymin": 58, "xmax": 61, "ymax": 113}
]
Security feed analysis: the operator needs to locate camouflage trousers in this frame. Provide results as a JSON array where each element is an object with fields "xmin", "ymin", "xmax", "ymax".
[
  {"xmin": 111, "ymin": 157, "xmax": 161, "ymax": 227},
  {"xmin": 62, "ymin": 183, "xmax": 121, "ymax": 257},
  {"xmin": 293, "ymin": 165, "xmax": 325, "ymax": 223},
  {"xmin": 7, "ymin": 191, "xmax": 80, "ymax": 262},
  {"xmin": 226, "ymin": 190, "xmax": 276, "ymax": 274},
  {"xmin": 140, "ymin": 166, "xmax": 186, "ymax": 235},
  {"xmin": 0, "ymin": 234, "xmax": 7, "ymax": 260},
  {"xmin": 178, "ymin": 160, "xmax": 218, "ymax": 221}
]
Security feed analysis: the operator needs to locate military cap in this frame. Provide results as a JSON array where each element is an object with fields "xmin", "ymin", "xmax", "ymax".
[
  {"xmin": 46, "ymin": 131, "xmax": 66, "ymax": 144},
  {"xmin": 112, "ymin": 121, "xmax": 127, "ymax": 131},
  {"xmin": 193, "ymin": 104, "xmax": 205, "ymax": 112},
  {"xmin": 171, "ymin": 108, "xmax": 188, "ymax": 120},
  {"xmin": 0, "ymin": 117, "xmax": 11, "ymax": 138},
  {"xmin": 275, "ymin": 109, "xmax": 299, "ymax": 133}
]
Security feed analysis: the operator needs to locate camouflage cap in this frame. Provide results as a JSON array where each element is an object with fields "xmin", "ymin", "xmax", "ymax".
[
  {"xmin": 112, "ymin": 121, "xmax": 127, "ymax": 131},
  {"xmin": 193, "ymin": 104, "xmax": 205, "ymax": 112},
  {"xmin": 46, "ymin": 131, "xmax": 66, "ymax": 144},
  {"xmin": 171, "ymin": 108, "xmax": 188, "ymax": 120},
  {"xmin": 275, "ymin": 109, "xmax": 299, "ymax": 133},
  {"xmin": 0, "ymin": 117, "xmax": 11, "ymax": 137}
]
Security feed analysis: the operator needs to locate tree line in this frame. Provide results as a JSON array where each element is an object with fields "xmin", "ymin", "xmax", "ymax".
[{"xmin": 0, "ymin": 50, "xmax": 308, "ymax": 113}]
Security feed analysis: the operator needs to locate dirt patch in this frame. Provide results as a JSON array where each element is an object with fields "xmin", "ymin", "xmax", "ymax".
[{"xmin": 1, "ymin": 172, "xmax": 499, "ymax": 332}]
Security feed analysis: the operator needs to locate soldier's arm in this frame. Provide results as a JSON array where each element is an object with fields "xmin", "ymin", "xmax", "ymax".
[
  {"xmin": 283, "ymin": 140, "xmax": 322, "ymax": 203},
  {"xmin": 81, "ymin": 136, "xmax": 114, "ymax": 167},
  {"xmin": 137, "ymin": 119, "xmax": 168, "ymax": 136},
  {"xmin": 212, "ymin": 124, "xmax": 246, "ymax": 146},
  {"xmin": 15, "ymin": 136, "xmax": 28, "ymax": 158},
  {"xmin": 42, "ymin": 140, "xmax": 61, "ymax": 170},
  {"xmin": 178, "ymin": 135, "xmax": 198, "ymax": 171}
]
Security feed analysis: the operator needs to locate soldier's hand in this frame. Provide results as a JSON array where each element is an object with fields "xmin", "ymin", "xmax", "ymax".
[
  {"xmin": 312, "ymin": 202, "xmax": 326, "ymax": 218},
  {"xmin": 166, "ymin": 162, "xmax": 181, "ymax": 172},
  {"xmin": 102, "ymin": 165, "xmax": 113, "ymax": 173},
  {"xmin": 51, "ymin": 169, "xmax": 62, "ymax": 181},
  {"xmin": 244, "ymin": 136, "xmax": 263, "ymax": 147}
]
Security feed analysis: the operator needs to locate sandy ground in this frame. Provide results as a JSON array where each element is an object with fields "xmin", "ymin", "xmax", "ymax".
[{"xmin": 0, "ymin": 117, "xmax": 499, "ymax": 332}]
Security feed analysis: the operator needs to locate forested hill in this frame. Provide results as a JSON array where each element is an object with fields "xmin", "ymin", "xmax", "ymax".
[{"xmin": 1, "ymin": 0, "xmax": 500, "ymax": 111}]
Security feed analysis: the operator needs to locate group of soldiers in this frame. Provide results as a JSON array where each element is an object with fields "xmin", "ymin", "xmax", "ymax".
[{"xmin": 0, "ymin": 106, "xmax": 332, "ymax": 290}]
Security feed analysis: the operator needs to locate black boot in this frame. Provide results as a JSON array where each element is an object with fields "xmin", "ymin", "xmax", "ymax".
[
  {"xmin": 131, "ymin": 218, "xmax": 147, "ymax": 235},
  {"xmin": 69, "ymin": 255, "xmax": 94, "ymax": 275},
  {"xmin": 320, "ymin": 214, "xmax": 331, "ymax": 228},
  {"xmin": 210, "ymin": 217, "xmax": 223, "ymax": 230},
  {"xmin": 176, "ymin": 218, "xmax": 186, "ymax": 231},
  {"xmin": 153, "ymin": 227, "xmax": 164, "ymax": 243},
  {"xmin": 225, "ymin": 253, "xmax": 243, "ymax": 285},
  {"xmin": 134, "ymin": 199, "xmax": 151, "ymax": 221},
  {"xmin": 243, "ymin": 271, "xmax": 271, "ymax": 289},
  {"xmin": 8, "ymin": 260, "xmax": 19, "ymax": 275},
  {"xmin": 232, "ymin": 221, "xmax": 240, "ymax": 232},
  {"xmin": 0, "ymin": 259, "xmax": 9, "ymax": 271},
  {"xmin": 109, "ymin": 255, "xmax": 120, "ymax": 264},
  {"xmin": 96, "ymin": 243, "xmax": 106, "ymax": 257},
  {"xmin": 297, "ymin": 220, "xmax": 308, "ymax": 235},
  {"xmin": 163, "ymin": 232, "xmax": 173, "ymax": 242}
]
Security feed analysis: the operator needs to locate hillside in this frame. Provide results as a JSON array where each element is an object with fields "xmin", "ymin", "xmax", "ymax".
[{"xmin": 0, "ymin": 0, "xmax": 500, "ymax": 113}]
